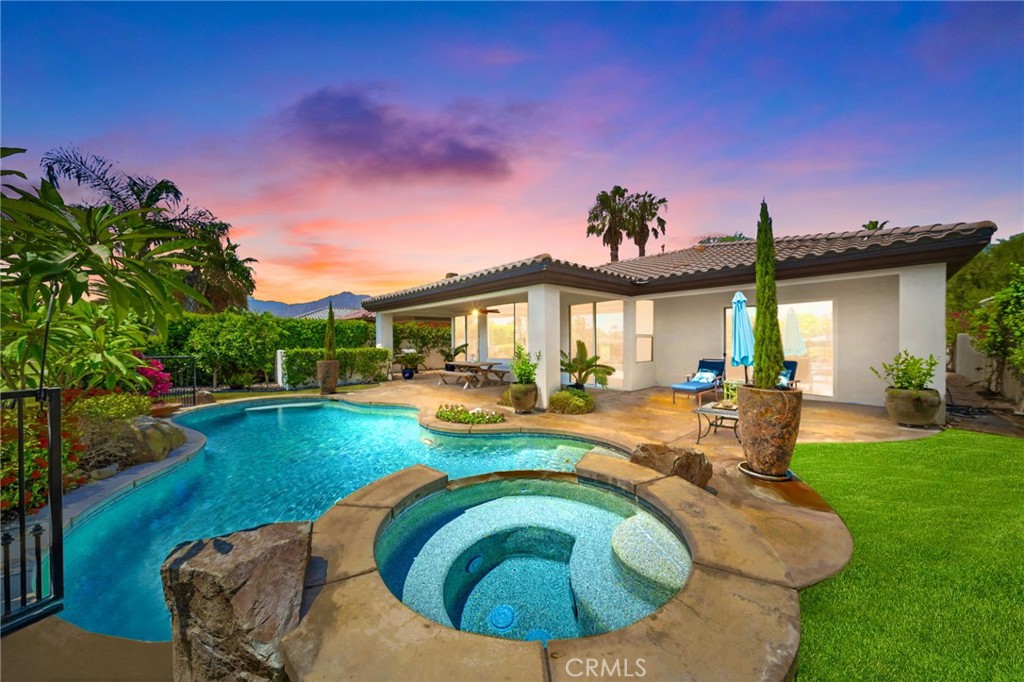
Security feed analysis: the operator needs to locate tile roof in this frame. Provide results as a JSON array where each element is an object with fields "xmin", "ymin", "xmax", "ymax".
[
  {"xmin": 363, "ymin": 222, "xmax": 995, "ymax": 309},
  {"xmin": 362, "ymin": 253, "xmax": 632, "ymax": 305},
  {"xmin": 600, "ymin": 222, "xmax": 996, "ymax": 281},
  {"xmin": 294, "ymin": 306, "xmax": 374, "ymax": 320}
]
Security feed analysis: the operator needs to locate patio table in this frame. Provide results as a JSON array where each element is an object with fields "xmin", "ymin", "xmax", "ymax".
[
  {"xmin": 693, "ymin": 403, "xmax": 741, "ymax": 444},
  {"xmin": 446, "ymin": 362, "xmax": 506, "ymax": 388}
]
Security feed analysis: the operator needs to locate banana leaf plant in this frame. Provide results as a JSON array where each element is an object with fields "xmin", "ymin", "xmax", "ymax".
[{"xmin": 560, "ymin": 340, "xmax": 616, "ymax": 389}]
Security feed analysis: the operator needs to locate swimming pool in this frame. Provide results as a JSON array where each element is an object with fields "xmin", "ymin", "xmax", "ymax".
[{"xmin": 60, "ymin": 399, "xmax": 602, "ymax": 641}]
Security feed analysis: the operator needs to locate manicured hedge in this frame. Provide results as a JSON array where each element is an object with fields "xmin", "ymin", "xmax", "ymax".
[{"xmin": 283, "ymin": 347, "xmax": 391, "ymax": 387}]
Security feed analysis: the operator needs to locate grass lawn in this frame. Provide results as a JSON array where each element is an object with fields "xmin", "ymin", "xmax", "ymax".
[
  {"xmin": 794, "ymin": 429, "xmax": 1023, "ymax": 681},
  {"xmin": 208, "ymin": 385, "xmax": 377, "ymax": 402}
]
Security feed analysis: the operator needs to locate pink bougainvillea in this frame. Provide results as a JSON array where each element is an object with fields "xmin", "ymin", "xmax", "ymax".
[{"xmin": 135, "ymin": 354, "xmax": 173, "ymax": 398}]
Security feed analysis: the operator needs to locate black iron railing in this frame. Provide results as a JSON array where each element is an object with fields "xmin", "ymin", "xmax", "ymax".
[
  {"xmin": 1, "ymin": 388, "xmax": 64, "ymax": 636},
  {"xmin": 145, "ymin": 355, "xmax": 197, "ymax": 407}
]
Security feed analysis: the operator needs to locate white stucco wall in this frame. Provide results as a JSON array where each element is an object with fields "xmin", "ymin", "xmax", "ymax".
[{"xmin": 650, "ymin": 273, "xmax": 902, "ymax": 405}]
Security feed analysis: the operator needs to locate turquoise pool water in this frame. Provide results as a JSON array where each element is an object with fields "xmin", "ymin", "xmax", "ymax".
[{"xmin": 60, "ymin": 400, "xmax": 597, "ymax": 641}]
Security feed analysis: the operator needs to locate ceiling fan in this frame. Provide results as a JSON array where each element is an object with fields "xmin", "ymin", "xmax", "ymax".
[{"xmin": 471, "ymin": 307, "xmax": 501, "ymax": 315}]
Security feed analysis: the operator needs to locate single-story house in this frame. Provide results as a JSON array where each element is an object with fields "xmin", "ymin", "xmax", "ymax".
[{"xmin": 362, "ymin": 222, "xmax": 995, "ymax": 408}]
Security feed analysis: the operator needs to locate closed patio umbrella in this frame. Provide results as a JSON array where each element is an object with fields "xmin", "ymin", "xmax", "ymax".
[
  {"xmin": 783, "ymin": 307, "xmax": 807, "ymax": 356},
  {"xmin": 731, "ymin": 292, "xmax": 755, "ymax": 383}
]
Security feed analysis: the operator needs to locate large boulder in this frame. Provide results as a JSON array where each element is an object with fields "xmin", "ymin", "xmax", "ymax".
[
  {"xmin": 630, "ymin": 443, "xmax": 713, "ymax": 489},
  {"xmin": 162, "ymin": 522, "xmax": 312, "ymax": 682},
  {"xmin": 127, "ymin": 416, "xmax": 187, "ymax": 463},
  {"xmin": 195, "ymin": 390, "xmax": 216, "ymax": 406}
]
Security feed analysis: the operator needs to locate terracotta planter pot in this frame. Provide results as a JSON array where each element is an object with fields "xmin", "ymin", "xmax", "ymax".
[
  {"xmin": 317, "ymin": 360, "xmax": 340, "ymax": 394},
  {"xmin": 150, "ymin": 402, "xmax": 182, "ymax": 418},
  {"xmin": 509, "ymin": 383, "xmax": 538, "ymax": 414},
  {"xmin": 737, "ymin": 386, "xmax": 803, "ymax": 477},
  {"xmin": 884, "ymin": 388, "xmax": 942, "ymax": 426}
]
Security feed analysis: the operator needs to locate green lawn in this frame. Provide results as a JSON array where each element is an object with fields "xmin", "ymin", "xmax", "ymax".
[{"xmin": 794, "ymin": 430, "xmax": 1023, "ymax": 681}]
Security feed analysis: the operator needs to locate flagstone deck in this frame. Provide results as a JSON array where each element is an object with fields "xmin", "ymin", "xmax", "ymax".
[{"xmin": 2, "ymin": 375, "xmax": 935, "ymax": 682}]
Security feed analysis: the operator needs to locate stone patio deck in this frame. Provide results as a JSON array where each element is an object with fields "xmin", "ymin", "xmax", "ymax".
[{"xmin": 1, "ymin": 375, "xmax": 934, "ymax": 681}]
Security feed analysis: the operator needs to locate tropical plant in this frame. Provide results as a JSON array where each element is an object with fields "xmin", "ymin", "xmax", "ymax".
[
  {"xmin": 440, "ymin": 343, "xmax": 469, "ymax": 363},
  {"xmin": 397, "ymin": 351, "xmax": 425, "ymax": 370},
  {"xmin": 560, "ymin": 340, "xmax": 615, "ymax": 388},
  {"xmin": 41, "ymin": 146, "xmax": 256, "ymax": 312},
  {"xmin": 752, "ymin": 200, "xmax": 785, "ymax": 389},
  {"xmin": 862, "ymin": 220, "xmax": 889, "ymax": 231},
  {"xmin": 626, "ymin": 191, "xmax": 668, "ymax": 257},
  {"xmin": 511, "ymin": 343, "xmax": 541, "ymax": 384},
  {"xmin": 547, "ymin": 388, "xmax": 596, "ymax": 415},
  {"xmin": 586, "ymin": 185, "xmax": 631, "ymax": 262},
  {"xmin": 871, "ymin": 350, "xmax": 939, "ymax": 391},
  {"xmin": 324, "ymin": 302, "xmax": 337, "ymax": 361},
  {"xmin": 946, "ymin": 234, "xmax": 1024, "ymax": 346}
]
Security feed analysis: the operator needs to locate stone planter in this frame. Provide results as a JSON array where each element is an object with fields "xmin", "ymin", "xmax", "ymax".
[
  {"xmin": 509, "ymin": 383, "xmax": 538, "ymax": 414},
  {"xmin": 884, "ymin": 388, "xmax": 942, "ymax": 426},
  {"xmin": 150, "ymin": 402, "xmax": 182, "ymax": 418},
  {"xmin": 317, "ymin": 360, "xmax": 340, "ymax": 395},
  {"xmin": 737, "ymin": 386, "xmax": 803, "ymax": 479}
]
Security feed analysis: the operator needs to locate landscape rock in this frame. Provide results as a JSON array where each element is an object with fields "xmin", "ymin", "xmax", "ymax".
[
  {"xmin": 90, "ymin": 464, "xmax": 118, "ymax": 480},
  {"xmin": 631, "ymin": 443, "xmax": 713, "ymax": 489},
  {"xmin": 127, "ymin": 416, "xmax": 187, "ymax": 463},
  {"xmin": 195, "ymin": 390, "xmax": 216, "ymax": 405},
  {"xmin": 162, "ymin": 522, "xmax": 312, "ymax": 682}
]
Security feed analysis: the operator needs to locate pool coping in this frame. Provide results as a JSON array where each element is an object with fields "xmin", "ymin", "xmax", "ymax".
[{"xmin": 281, "ymin": 459, "xmax": 801, "ymax": 682}]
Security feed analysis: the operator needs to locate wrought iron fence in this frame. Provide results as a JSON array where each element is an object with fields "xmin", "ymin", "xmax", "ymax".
[
  {"xmin": 145, "ymin": 355, "xmax": 197, "ymax": 407},
  {"xmin": 1, "ymin": 388, "xmax": 64, "ymax": 636}
]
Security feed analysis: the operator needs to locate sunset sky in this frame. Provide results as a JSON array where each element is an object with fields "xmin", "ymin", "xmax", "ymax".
[{"xmin": 3, "ymin": 2, "xmax": 1022, "ymax": 303}]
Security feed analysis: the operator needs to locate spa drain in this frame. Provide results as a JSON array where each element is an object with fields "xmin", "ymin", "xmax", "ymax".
[{"xmin": 488, "ymin": 605, "xmax": 516, "ymax": 631}]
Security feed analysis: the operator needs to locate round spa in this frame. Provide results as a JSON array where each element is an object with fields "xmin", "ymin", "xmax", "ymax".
[{"xmin": 375, "ymin": 477, "xmax": 692, "ymax": 643}]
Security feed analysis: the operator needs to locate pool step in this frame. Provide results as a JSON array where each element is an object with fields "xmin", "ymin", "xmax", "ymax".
[{"xmin": 243, "ymin": 402, "xmax": 324, "ymax": 413}]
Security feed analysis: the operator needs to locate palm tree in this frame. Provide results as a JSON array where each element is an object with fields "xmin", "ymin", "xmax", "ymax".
[
  {"xmin": 587, "ymin": 185, "xmax": 630, "ymax": 262},
  {"xmin": 626, "ymin": 191, "xmax": 668, "ymax": 257},
  {"xmin": 181, "ymin": 224, "xmax": 257, "ymax": 312}
]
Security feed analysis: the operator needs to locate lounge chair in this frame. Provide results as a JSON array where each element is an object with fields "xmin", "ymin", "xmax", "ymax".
[
  {"xmin": 780, "ymin": 360, "xmax": 800, "ymax": 389},
  {"xmin": 671, "ymin": 359, "xmax": 726, "ymax": 406}
]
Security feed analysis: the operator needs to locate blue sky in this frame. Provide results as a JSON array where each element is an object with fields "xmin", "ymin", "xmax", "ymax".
[{"xmin": 3, "ymin": 1, "xmax": 1021, "ymax": 300}]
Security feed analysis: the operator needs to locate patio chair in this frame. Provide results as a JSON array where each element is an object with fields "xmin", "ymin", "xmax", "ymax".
[
  {"xmin": 671, "ymin": 359, "xmax": 726, "ymax": 406},
  {"xmin": 780, "ymin": 360, "xmax": 800, "ymax": 389}
]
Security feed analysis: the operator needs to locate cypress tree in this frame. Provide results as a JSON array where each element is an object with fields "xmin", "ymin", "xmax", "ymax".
[
  {"xmin": 753, "ymin": 200, "xmax": 785, "ymax": 389},
  {"xmin": 324, "ymin": 301, "xmax": 337, "ymax": 362}
]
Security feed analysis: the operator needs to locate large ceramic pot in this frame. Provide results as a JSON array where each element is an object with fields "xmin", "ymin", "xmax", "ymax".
[
  {"xmin": 317, "ymin": 360, "xmax": 340, "ymax": 395},
  {"xmin": 401, "ymin": 368, "xmax": 415, "ymax": 380},
  {"xmin": 509, "ymin": 383, "xmax": 538, "ymax": 414},
  {"xmin": 150, "ymin": 402, "xmax": 182, "ymax": 418},
  {"xmin": 737, "ymin": 386, "xmax": 803, "ymax": 478},
  {"xmin": 884, "ymin": 388, "xmax": 942, "ymax": 426}
]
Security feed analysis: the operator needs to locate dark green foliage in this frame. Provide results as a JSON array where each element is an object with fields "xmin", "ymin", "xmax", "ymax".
[
  {"xmin": 393, "ymin": 321, "xmax": 451, "ymax": 356},
  {"xmin": 511, "ymin": 343, "xmax": 541, "ymax": 384},
  {"xmin": 186, "ymin": 311, "xmax": 280, "ymax": 387},
  {"xmin": 283, "ymin": 347, "xmax": 391, "ymax": 387},
  {"xmin": 70, "ymin": 393, "xmax": 151, "ymax": 420},
  {"xmin": 324, "ymin": 302, "xmax": 337, "ymax": 361},
  {"xmin": 278, "ymin": 318, "xmax": 375, "ymax": 350},
  {"xmin": 796, "ymin": 431, "xmax": 1024, "ymax": 681},
  {"xmin": 947, "ymin": 234, "xmax": 1024, "ymax": 345},
  {"xmin": 752, "ymin": 200, "xmax": 784, "ymax": 389},
  {"xmin": 586, "ymin": 185, "xmax": 631, "ymax": 262},
  {"xmin": 697, "ymin": 232, "xmax": 750, "ymax": 245},
  {"xmin": 440, "ymin": 343, "xmax": 469, "ymax": 363},
  {"xmin": 971, "ymin": 264, "xmax": 1024, "ymax": 402},
  {"xmin": 435, "ymin": 404, "xmax": 505, "ymax": 424},
  {"xmin": 870, "ymin": 350, "xmax": 939, "ymax": 390},
  {"xmin": 547, "ymin": 388, "xmax": 595, "ymax": 415}
]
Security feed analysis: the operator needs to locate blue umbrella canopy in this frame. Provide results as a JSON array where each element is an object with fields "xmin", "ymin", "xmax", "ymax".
[
  {"xmin": 731, "ymin": 292, "xmax": 755, "ymax": 370},
  {"xmin": 783, "ymin": 306, "xmax": 808, "ymax": 356}
]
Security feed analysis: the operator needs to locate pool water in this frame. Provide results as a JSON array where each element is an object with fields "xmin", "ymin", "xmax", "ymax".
[{"xmin": 60, "ymin": 400, "xmax": 596, "ymax": 641}]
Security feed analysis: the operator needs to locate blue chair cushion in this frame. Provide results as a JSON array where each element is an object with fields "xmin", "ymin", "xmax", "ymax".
[{"xmin": 671, "ymin": 380, "xmax": 716, "ymax": 393}]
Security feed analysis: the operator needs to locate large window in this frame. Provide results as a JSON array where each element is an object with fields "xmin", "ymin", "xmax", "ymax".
[
  {"xmin": 452, "ymin": 314, "xmax": 479, "ymax": 362},
  {"xmin": 724, "ymin": 300, "xmax": 833, "ymax": 397},
  {"xmin": 635, "ymin": 299, "xmax": 654, "ymax": 363},
  {"xmin": 486, "ymin": 303, "xmax": 528, "ymax": 359},
  {"xmin": 569, "ymin": 301, "xmax": 624, "ymax": 388}
]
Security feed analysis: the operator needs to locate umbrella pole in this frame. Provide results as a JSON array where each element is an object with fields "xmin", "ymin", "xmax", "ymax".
[{"xmin": 744, "ymin": 366, "xmax": 749, "ymax": 384}]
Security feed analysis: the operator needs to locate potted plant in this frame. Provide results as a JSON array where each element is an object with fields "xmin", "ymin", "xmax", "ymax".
[
  {"xmin": 440, "ymin": 343, "xmax": 469, "ymax": 372},
  {"xmin": 871, "ymin": 350, "xmax": 941, "ymax": 426},
  {"xmin": 560, "ymin": 340, "xmax": 615, "ymax": 390},
  {"xmin": 398, "ymin": 351, "xmax": 424, "ymax": 380},
  {"xmin": 509, "ymin": 343, "xmax": 542, "ymax": 413},
  {"xmin": 317, "ymin": 302, "xmax": 340, "ymax": 394},
  {"xmin": 737, "ymin": 200, "xmax": 803, "ymax": 480}
]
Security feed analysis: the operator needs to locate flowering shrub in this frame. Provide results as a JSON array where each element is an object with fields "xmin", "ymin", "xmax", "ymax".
[
  {"xmin": 435, "ymin": 404, "xmax": 505, "ymax": 424},
  {"xmin": 1, "ymin": 401, "xmax": 87, "ymax": 517},
  {"xmin": 135, "ymin": 354, "xmax": 172, "ymax": 399}
]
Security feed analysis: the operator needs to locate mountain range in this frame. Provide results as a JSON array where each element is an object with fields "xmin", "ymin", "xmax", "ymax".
[{"xmin": 247, "ymin": 291, "xmax": 370, "ymax": 318}]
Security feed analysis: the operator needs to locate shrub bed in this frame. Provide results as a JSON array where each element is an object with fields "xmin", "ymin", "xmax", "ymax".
[
  {"xmin": 547, "ymin": 388, "xmax": 596, "ymax": 414},
  {"xmin": 436, "ymin": 404, "xmax": 506, "ymax": 424},
  {"xmin": 283, "ymin": 347, "xmax": 391, "ymax": 387},
  {"xmin": 69, "ymin": 393, "xmax": 153, "ymax": 470}
]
